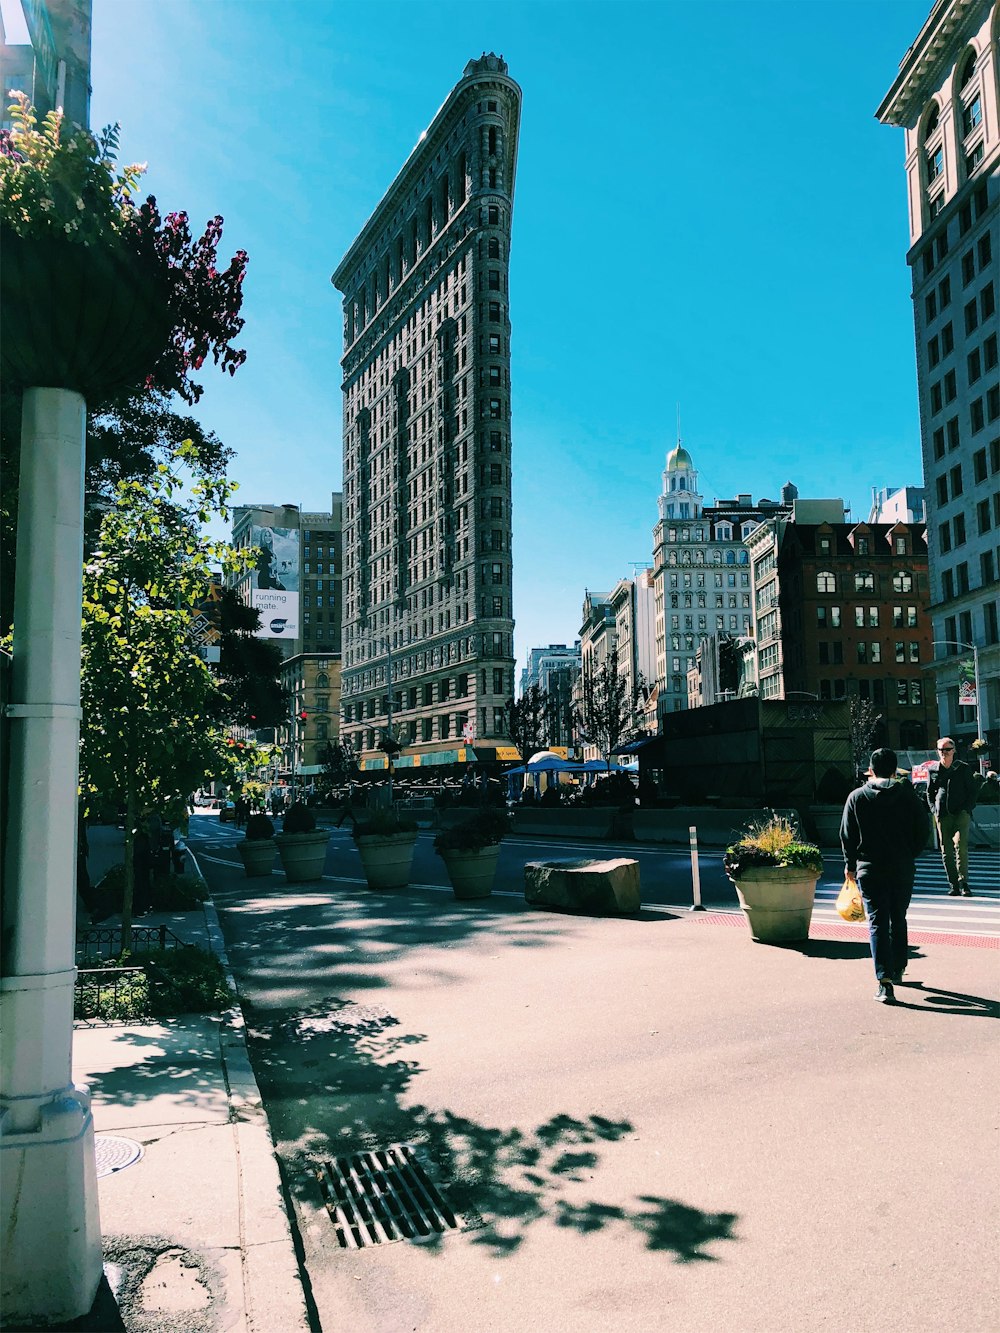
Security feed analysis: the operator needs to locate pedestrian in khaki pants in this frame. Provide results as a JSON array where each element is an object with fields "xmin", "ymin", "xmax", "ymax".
[{"xmin": 926, "ymin": 737, "xmax": 979, "ymax": 896}]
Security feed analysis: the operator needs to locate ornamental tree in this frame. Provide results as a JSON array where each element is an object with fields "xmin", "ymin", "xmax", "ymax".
[
  {"xmin": 503, "ymin": 684, "xmax": 552, "ymax": 763},
  {"xmin": 575, "ymin": 660, "xmax": 646, "ymax": 770},
  {"xmin": 79, "ymin": 439, "xmax": 262, "ymax": 946}
]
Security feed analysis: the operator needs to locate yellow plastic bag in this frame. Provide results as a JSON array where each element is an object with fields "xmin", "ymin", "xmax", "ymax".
[{"xmin": 836, "ymin": 876, "xmax": 865, "ymax": 923}]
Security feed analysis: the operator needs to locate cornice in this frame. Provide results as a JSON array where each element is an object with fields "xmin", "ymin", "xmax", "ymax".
[{"xmin": 876, "ymin": 0, "xmax": 980, "ymax": 128}]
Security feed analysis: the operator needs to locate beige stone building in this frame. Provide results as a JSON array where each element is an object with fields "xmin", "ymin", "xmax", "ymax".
[
  {"xmin": 332, "ymin": 54, "xmax": 521, "ymax": 776},
  {"xmin": 277, "ymin": 654, "xmax": 342, "ymax": 788},
  {"xmin": 877, "ymin": 0, "xmax": 999, "ymax": 759}
]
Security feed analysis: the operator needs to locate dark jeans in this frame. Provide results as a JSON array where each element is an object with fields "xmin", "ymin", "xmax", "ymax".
[{"xmin": 857, "ymin": 865, "xmax": 914, "ymax": 982}]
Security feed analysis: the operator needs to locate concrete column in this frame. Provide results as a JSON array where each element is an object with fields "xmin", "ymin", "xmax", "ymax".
[{"xmin": 1, "ymin": 388, "xmax": 102, "ymax": 1323}]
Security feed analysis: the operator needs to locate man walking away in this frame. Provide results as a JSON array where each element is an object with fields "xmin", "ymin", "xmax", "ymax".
[
  {"xmin": 927, "ymin": 737, "xmax": 979, "ymax": 896},
  {"xmin": 841, "ymin": 748, "xmax": 930, "ymax": 1004}
]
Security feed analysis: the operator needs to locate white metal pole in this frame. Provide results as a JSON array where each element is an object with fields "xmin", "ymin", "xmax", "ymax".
[
  {"xmin": 689, "ymin": 825, "xmax": 705, "ymax": 911},
  {"xmin": 1, "ymin": 388, "xmax": 102, "ymax": 1322}
]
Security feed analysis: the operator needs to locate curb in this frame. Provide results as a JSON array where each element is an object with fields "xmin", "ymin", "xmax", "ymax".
[{"xmin": 189, "ymin": 847, "xmax": 311, "ymax": 1333}]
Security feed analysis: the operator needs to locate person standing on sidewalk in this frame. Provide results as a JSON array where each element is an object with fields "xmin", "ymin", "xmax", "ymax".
[
  {"xmin": 840, "ymin": 747, "xmax": 930, "ymax": 1004},
  {"xmin": 927, "ymin": 737, "xmax": 979, "ymax": 896}
]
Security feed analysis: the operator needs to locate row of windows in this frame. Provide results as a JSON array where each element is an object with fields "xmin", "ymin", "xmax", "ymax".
[
  {"xmin": 921, "ymin": 184, "xmax": 989, "ymax": 278},
  {"xmin": 665, "ymin": 522, "xmax": 758, "ymax": 542},
  {"xmin": 817, "ymin": 605, "xmax": 919, "ymax": 628},
  {"xmin": 819, "ymin": 679, "xmax": 924, "ymax": 706},
  {"xmin": 816, "ymin": 571, "xmax": 914, "ymax": 594}
]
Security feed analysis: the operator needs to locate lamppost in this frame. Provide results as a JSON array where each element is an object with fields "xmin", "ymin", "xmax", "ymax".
[
  {"xmin": 367, "ymin": 632, "xmax": 400, "ymax": 805},
  {"xmin": 931, "ymin": 639, "xmax": 985, "ymax": 761}
]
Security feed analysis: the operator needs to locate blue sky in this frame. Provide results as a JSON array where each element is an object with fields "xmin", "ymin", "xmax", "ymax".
[{"xmin": 8, "ymin": 0, "xmax": 933, "ymax": 667}]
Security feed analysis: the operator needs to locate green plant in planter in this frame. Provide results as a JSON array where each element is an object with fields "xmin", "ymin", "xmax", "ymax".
[
  {"xmin": 723, "ymin": 813, "xmax": 823, "ymax": 881},
  {"xmin": 244, "ymin": 813, "xmax": 275, "ymax": 840},
  {"xmin": 351, "ymin": 808, "xmax": 418, "ymax": 841},
  {"xmin": 434, "ymin": 807, "xmax": 509, "ymax": 855},
  {"xmin": 282, "ymin": 802, "xmax": 316, "ymax": 834}
]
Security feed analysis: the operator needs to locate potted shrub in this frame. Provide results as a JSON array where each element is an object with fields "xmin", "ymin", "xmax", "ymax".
[
  {"xmin": 723, "ymin": 813, "xmax": 824, "ymax": 943},
  {"xmin": 352, "ymin": 808, "xmax": 419, "ymax": 890},
  {"xmin": 274, "ymin": 802, "xmax": 329, "ymax": 882},
  {"xmin": 237, "ymin": 812, "xmax": 276, "ymax": 878},
  {"xmin": 434, "ymin": 807, "xmax": 509, "ymax": 900}
]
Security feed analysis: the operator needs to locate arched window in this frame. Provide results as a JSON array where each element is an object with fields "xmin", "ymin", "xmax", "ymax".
[
  {"xmin": 725, "ymin": 551, "xmax": 736, "ymax": 565},
  {"xmin": 817, "ymin": 571, "xmax": 836, "ymax": 594},
  {"xmin": 924, "ymin": 101, "xmax": 940, "ymax": 137},
  {"xmin": 316, "ymin": 672, "xmax": 330, "ymax": 688},
  {"xmin": 854, "ymin": 571, "xmax": 875, "ymax": 592},
  {"xmin": 738, "ymin": 550, "xmax": 749, "ymax": 565},
  {"xmin": 893, "ymin": 570, "xmax": 914, "ymax": 593},
  {"xmin": 959, "ymin": 49, "xmax": 977, "ymax": 89}
]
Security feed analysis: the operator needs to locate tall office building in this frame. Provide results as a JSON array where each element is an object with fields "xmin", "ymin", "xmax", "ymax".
[
  {"xmin": 332, "ymin": 54, "xmax": 521, "ymax": 773},
  {"xmin": 877, "ymin": 0, "xmax": 999, "ymax": 757}
]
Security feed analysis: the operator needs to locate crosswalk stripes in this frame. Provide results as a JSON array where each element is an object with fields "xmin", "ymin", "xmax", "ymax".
[{"xmin": 813, "ymin": 851, "xmax": 999, "ymax": 936}]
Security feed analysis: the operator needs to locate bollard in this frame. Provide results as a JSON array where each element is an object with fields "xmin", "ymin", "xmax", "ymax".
[{"xmin": 689, "ymin": 825, "xmax": 705, "ymax": 911}]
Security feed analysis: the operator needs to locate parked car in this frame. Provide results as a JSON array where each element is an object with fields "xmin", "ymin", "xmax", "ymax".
[{"xmin": 218, "ymin": 801, "xmax": 236, "ymax": 823}]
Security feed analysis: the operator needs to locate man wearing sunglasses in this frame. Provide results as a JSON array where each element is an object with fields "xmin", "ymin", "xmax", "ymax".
[{"xmin": 926, "ymin": 738, "xmax": 979, "ymax": 896}]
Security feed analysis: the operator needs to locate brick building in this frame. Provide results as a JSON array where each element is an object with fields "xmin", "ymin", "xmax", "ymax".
[{"xmin": 761, "ymin": 517, "xmax": 938, "ymax": 751}]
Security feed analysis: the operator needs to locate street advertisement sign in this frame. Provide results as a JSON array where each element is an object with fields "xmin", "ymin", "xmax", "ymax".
[
  {"xmin": 187, "ymin": 572, "xmax": 224, "ymax": 661},
  {"xmin": 958, "ymin": 659, "xmax": 977, "ymax": 707},
  {"xmin": 250, "ymin": 525, "xmax": 299, "ymax": 639}
]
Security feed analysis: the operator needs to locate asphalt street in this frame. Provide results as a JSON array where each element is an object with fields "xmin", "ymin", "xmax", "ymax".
[{"xmin": 188, "ymin": 813, "xmax": 999, "ymax": 1333}]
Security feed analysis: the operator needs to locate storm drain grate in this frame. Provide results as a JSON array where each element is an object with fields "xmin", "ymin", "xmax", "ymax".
[{"xmin": 318, "ymin": 1144, "xmax": 461, "ymax": 1247}]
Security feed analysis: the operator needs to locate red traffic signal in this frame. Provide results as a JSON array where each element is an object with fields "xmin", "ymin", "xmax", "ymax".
[{"xmin": 298, "ymin": 711, "xmax": 308, "ymax": 721}]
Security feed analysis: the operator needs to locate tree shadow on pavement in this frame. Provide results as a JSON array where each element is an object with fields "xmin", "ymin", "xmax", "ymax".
[{"xmin": 244, "ymin": 997, "xmax": 740, "ymax": 1264}]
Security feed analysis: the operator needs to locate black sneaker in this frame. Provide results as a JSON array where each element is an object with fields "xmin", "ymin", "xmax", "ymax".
[
  {"xmin": 875, "ymin": 981, "xmax": 895, "ymax": 1004},
  {"xmin": 960, "ymin": 881, "xmax": 972, "ymax": 896},
  {"xmin": 947, "ymin": 886, "xmax": 961, "ymax": 896}
]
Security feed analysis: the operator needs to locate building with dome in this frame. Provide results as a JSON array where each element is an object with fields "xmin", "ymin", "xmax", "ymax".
[{"xmin": 651, "ymin": 440, "xmax": 798, "ymax": 718}]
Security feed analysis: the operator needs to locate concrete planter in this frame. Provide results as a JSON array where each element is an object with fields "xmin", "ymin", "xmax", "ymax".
[
  {"xmin": 237, "ymin": 838, "xmax": 277, "ymax": 878},
  {"xmin": 440, "ymin": 845, "xmax": 500, "ymax": 900},
  {"xmin": 730, "ymin": 866, "xmax": 820, "ymax": 943},
  {"xmin": 0, "ymin": 230, "xmax": 171, "ymax": 406},
  {"xmin": 356, "ymin": 831, "xmax": 418, "ymax": 890},
  {"xmin": 274, "ymin": 830, "xmax": 330, "ymax": 882}
]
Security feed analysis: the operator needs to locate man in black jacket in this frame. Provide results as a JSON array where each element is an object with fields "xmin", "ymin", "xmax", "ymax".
[
  {"xmin": 841, "ymin": 748, "xmax": 931, "ymax": 1004},
  {"xmin": 926, "ymin": 737, "xmax": 979, "ymax": 896}
]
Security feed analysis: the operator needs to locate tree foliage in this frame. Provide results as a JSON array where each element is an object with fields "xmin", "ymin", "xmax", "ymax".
[
  {"xmin": 79, "ymin": 438, "xmax": 265, "ymax": 942},
  {"xmin": 213, "ymin": 586, "xmax": 286, "ymax": 731},
  {"xmin": 850, "ymin": 696, "xmax": 884, "ymax": 777},
  {"xmin": 503, "ymin": 684, "xmax": 552, "ymax": 761},
  {"xmin": 575, "ymin": 660, "xmax": 646, "ymax": 768},
  {"xmin": 320, "ymin": 739, "xmax": 360, "ymax": 789}
]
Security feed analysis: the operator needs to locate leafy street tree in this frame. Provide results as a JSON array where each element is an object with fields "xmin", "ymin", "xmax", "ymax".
[
  {"xmin": 575, "ymin": 660, "xmax": 647, "ymax": 770},
  {"xmin": 850, "ymin": 696, "xmax": 885, "ymax": 780},
  {"xmin": 80, "ymin": 439, "xmax": 264, "ymax": 945},
  {"xmin": 213, "ymin": 586, "xmax": 287, "ymax": 732},
  {"xmin": 319, "ymin": 738, "xmax": 360, "ymax": 790},
  {"xmin": 503, "ymin": 684, "xmax": 552, "ymax": 762}
]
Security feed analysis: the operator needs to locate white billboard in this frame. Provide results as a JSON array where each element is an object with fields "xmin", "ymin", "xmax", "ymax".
[
  {"xmin": 252, "ymin": 588, "xmax": 299, "ymax": 640},
  {"xmin": 250, "ymin": 525, "xmax": 299, "ymax": 639}
]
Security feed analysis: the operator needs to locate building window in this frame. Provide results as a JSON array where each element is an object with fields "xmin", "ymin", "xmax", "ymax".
[
  {"xmin": 854, "ymin": 571, "xmax": 874, "ymax": 592},
  {"xmin": 816, "ymin": 571, "xmax": 836, "ymax": 593},
  {"xmin": 971, "ymin": 398, "xmax": 985, "ymax": 433},
  {"xmin": 963, "ymin": 250, "xmax": 976, "ymax": 285},
  {"xmin": 941, "ymin": 321, "xmax": 954, "ymax": 354},
  {"xmin": 968, "ymin": 349, "xmax": 982, "ymax": 384},
  {"xmin": 950, "ymin": 463, "xmax": 963, "ymax": 497},
  {"xmin": 933, "ymin": 427, "xmax": 946, "ymax": 459},
  {"xmin": 488, "ymin": 269, "xmax": 500, "ymax": 291},
  {"xmin": 926, "ymin": 147, "xmax": 943, "ymax": 183},
  {"xmin": 930, "ymin": 381, "xmax": 943, "ymax": 413},
  {"xmin": 892, "ymin": 570, "xmax": 913, "ymax": 593},
  {"xmin": 981, "ymin": 283, "xmax": 996, "ymax": 320},
  {"xmin": 965, "ymin": 299, "xmax": 979, "ymax": 335}
]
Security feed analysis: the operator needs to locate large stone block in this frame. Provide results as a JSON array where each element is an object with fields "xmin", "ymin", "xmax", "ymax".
[{"xmin": 524, "ymin": 858, "xmax": 640, "ymax": 915}]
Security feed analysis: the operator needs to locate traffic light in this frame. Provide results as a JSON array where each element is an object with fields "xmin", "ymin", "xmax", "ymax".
[{"xmin": 298, "ymin": 711, "xmax": 308, "ymax": 722}]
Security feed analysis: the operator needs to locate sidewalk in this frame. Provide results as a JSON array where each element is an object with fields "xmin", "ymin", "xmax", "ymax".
[{"xmin": 65, "ymin": 828, "xmax": 308, "ymax": 1332}]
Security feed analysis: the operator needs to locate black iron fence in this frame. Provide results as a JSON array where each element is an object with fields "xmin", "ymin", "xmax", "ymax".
[{"xmin": 76, "ymin": 923, "xmax": 187, "ymax": 963}]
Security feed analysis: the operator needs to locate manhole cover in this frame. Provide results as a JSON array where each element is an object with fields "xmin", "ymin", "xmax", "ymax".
[
  {"xmin": 94, "ymin": 1135, "xmax": 144, "ymax": 1178},
  {"xmin": 318, "ymin": 1144, "xmax": 461, "ymax": 1247}
]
